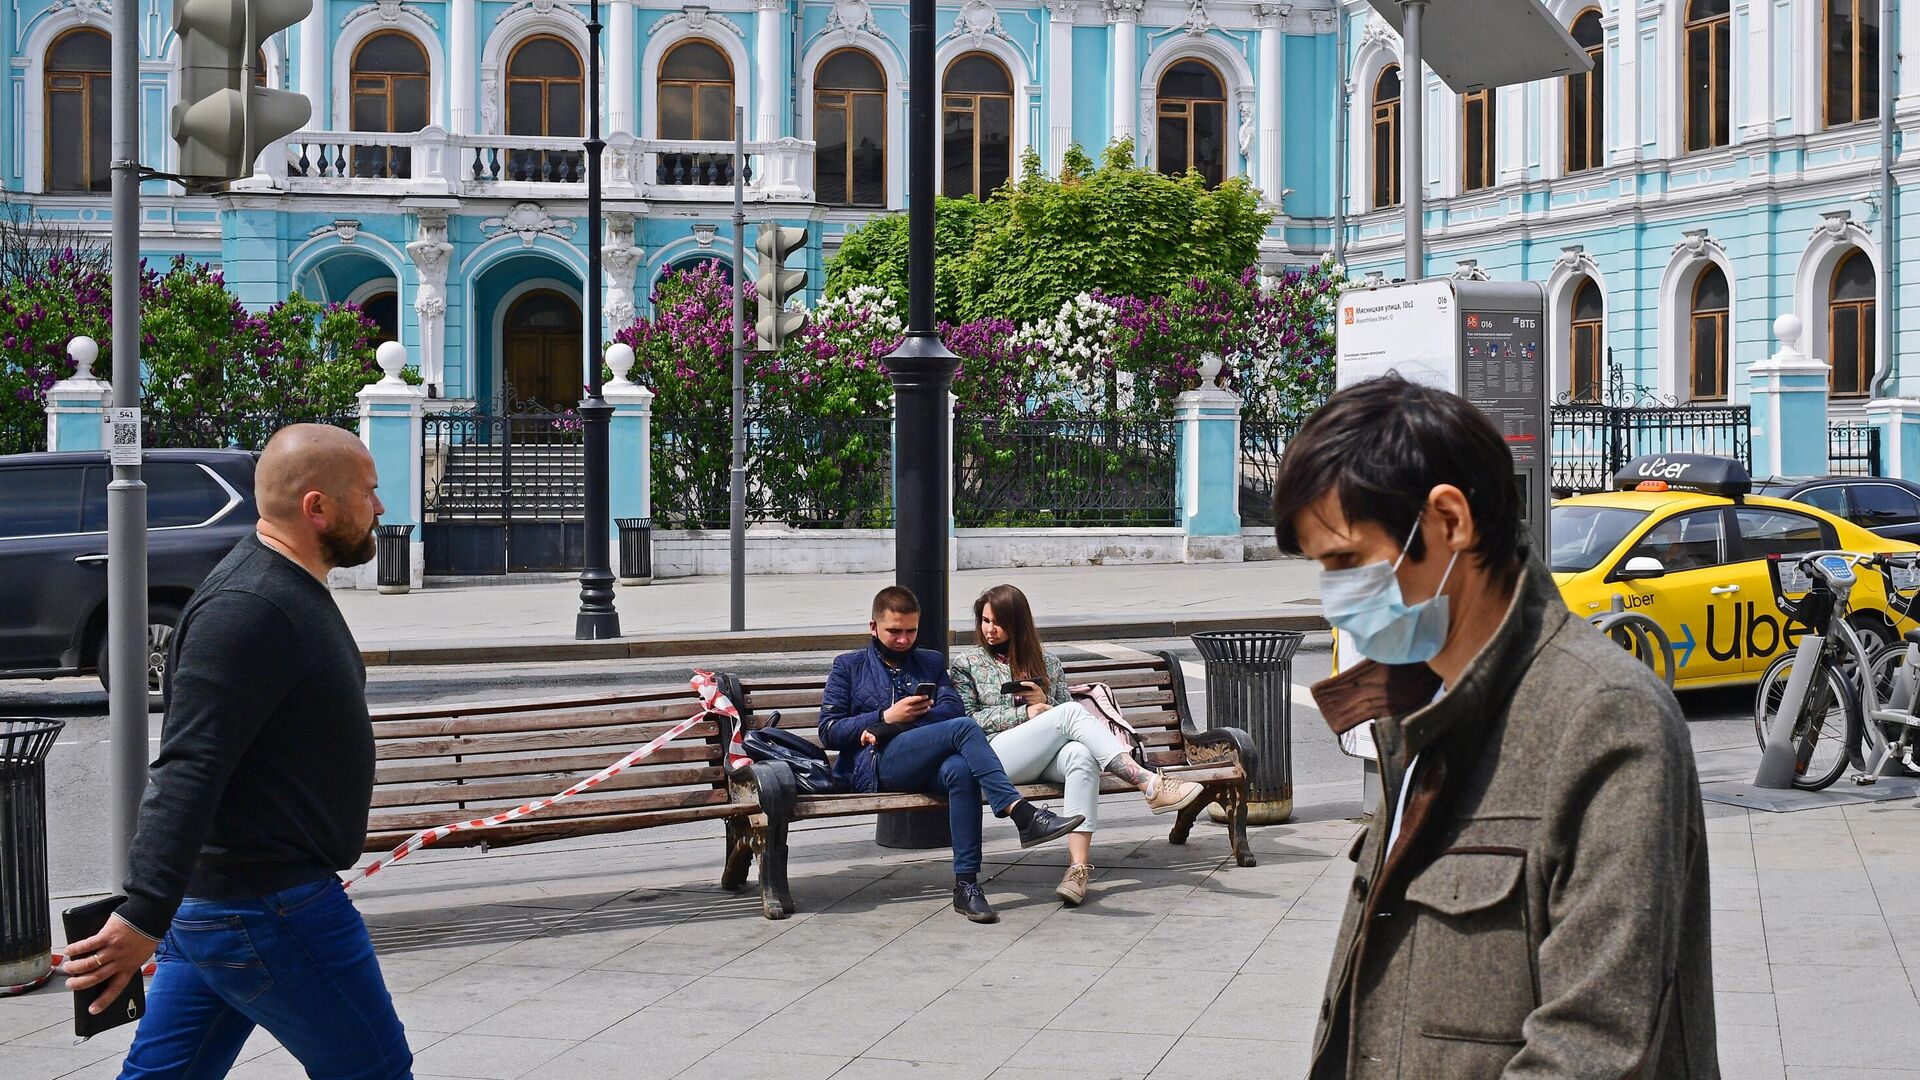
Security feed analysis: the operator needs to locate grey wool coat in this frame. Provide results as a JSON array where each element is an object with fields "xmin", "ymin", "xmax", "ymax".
[{"xmin": 1306, "ymin": 556, "xmax": 1718, "ymax": 1079}]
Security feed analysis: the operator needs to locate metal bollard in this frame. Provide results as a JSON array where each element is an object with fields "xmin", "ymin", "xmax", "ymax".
[
  {"xmin": 0, "ymin": 719, "xmax": 65, "ymax": 995},
  {"xmin": 375, "ymin": 524, "xmax": 414, "ymax": 594},
  {"xmin": 616, "ymin": 517, "xmax": 654, "ymax": 586},
  {"xmin": 1192, "ymin": 630, "xmax": 1304, "ymax": 826}
]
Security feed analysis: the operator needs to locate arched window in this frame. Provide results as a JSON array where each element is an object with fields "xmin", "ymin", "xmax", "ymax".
[
  {"xmin": 361, "ymin": 290, "xmax": 400, "ymax": 345},
  {"xmin": 1570, "ymin": 277, "xmax": 1605, "ymax": 402},
  {"xmin": 660, "ymin": 40, "xmax": 734, "ymax": 141},
  {"xmin": 506, "ymin": 35, "xmax": 584, "ymax": 180},
  {"xmin": 1689, "ymin": 264, "xmax": 1730, "ymax": 401},
  {"xmin": 255, "ymin": 49, "xmax": 269, "ymax": 87},
  {"xmin": 1156, "ymin": 59, "xmax": 1227, "ymax": 187},
  {"xmin": 1371, "ymin": 65, "xmax": 1401, "ymax": 209},
  {"xmin": 350, "ymin": 32, "xmax": 429, "ymax": 178},
  {"xmin": 45, "ymin": 28, "xmax": 110, "ymax": 192},
  {"xmin": 1825, "ymin": 0, "xmax": 1880, "ymax": 128},
  {"xmin": 815, "ymin": 49, "xmax": 885, "ymax": 207},
  {"xmin": 1565, "ymin": 9, "xmax": 1604, "ymax": 174},
  {"xmin": 1462, "ymin": 88, "xmax": 1497, "ymax": 191},
  {"xmin": 1829, "ymin": 250, "xmax": 1876, "ymax": 397},
  {"xmin": 1684, "ymin": 0, "xmax": 1731, "ymax": 152},
  {"xmin": 942, "ymin": 53, "xmax": 1012, "ymax": 199}
]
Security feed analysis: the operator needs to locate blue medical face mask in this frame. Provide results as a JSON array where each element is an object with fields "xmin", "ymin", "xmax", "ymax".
[{"xmin": 1320, "ymin": 513, "xmax": 1459, "ymax": 666}]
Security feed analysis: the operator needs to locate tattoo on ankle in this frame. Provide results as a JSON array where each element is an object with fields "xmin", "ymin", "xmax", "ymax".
[{"xmin": 1105, "ymin": 753, "xmax": 1152, "ymax": 788}]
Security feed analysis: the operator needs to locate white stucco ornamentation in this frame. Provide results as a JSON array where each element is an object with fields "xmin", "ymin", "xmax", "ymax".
[
  {"xmin": 1181, "ymin": 0, "xmax": 1212, "ymax": 35},
  {"xmin": 340, "ymin": 0, "xmax": 439, "ymax": 29},
  {"xmin": 44, "ymin": 0, "xmax": 110, "ymax": 25},
  {"xmin": 481, "ymin": 203, "xmax": 579, "ymax": 247},
  {"xmin": 1673, "ymin": 229, "xmax": 1725, "ymax": 262},
  {"xmin": 1359, "ymin": 16, "xmax": 1396, "ymax": 50},
  {"xmin": 948, "ymin": 0, "xmax": 1009, "ymax": 45},
  {"xmin": 308, "ymin": 219, "xmax": 363, "ymax": 244},
  {"xmin": 407, "ymin": 209, "xmax": 453, "ymax": 392},
  {"xmin": 1236, "ymin": 100, "xmax": 1255, "ymax": 159},
  {"xmin": 824, "ymin": 0, "xmax": 882, "ymax": 41},
  {"xmin": 602, "ymin": 213, "xmax": 644, "ymax": 333},
  {"xmin": 655, "ymin": 5, "xmax": 745, "ymax": 40}
]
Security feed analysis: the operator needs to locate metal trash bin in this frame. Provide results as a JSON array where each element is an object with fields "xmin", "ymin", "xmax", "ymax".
[
  {"xmin": 375, "ymin": 524, "xmax": 414, "ymax": 594},
  {"xmin": 1191, "ymin": 630, "xmax": 1303, "ymax": 826},
  {"xmin": 1, "ymin": 719, "xmax": 64, "ymax": 995},
  {"xmin": 617, "ymin": 518, "xmax": 654, "ymax": 586}
]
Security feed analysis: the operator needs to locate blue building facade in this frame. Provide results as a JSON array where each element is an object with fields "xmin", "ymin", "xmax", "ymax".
[{"xmin": 2, "ymin": 0, "xmax": 1911, "ymax": 466}]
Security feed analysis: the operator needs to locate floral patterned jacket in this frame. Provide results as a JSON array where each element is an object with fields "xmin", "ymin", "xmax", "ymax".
[{"xmin": 948, "ymin": 646, "xmax": 1069, "ymax": 736}]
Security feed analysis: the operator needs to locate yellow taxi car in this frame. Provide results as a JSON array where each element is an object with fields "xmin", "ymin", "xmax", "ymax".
[{"xmin": 1551, "ymin": 454, "xmax": 1920, "ymax": 690}]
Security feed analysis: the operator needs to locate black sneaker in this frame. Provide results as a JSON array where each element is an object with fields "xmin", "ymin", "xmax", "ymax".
[
  {"xmin": 953, "ymin": 880, "xmax": 998, "ymax": 923},
  {"xmin": 1016, "ymin": 807, "xmax": 1086, "ymax": 849}
]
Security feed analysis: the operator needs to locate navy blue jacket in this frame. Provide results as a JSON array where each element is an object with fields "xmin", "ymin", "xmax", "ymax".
[{"xmin": 819, "ymin": 640, "xmax": 968, "ymax": 792}]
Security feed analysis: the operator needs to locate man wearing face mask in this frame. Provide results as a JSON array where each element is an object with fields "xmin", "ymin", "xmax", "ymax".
[
  {"xmin": 1275, "ymin": 376, "xmax": 1716, "ymax": 1079},
  {"xmin": 818, "ymin": 586, "xmax": 1084, "ymax": 923}
]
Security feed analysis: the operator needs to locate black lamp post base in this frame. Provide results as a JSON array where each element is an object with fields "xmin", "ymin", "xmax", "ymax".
[{"xmin": 575, "ymin": 609, "xmax": 622, "ymax": 640}]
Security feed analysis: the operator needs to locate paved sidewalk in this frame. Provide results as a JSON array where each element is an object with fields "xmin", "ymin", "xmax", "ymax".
[
  {"xmin": 11, "ymin": 761, "xmax": 1919, "ymax": 1079},
  {"xmin": 338, "ymin": 561, "xmax": 1325, "ymax": 662}
]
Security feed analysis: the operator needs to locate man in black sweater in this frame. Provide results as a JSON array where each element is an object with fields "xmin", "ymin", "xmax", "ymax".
[{"xmin": 62, "ymin": 424, "xmax": 412, "ymax": 1079}]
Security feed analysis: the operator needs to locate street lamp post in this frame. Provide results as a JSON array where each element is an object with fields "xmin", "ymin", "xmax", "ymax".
[
  {"xmin": 885, "ymin": 0, "xmax": 960, "ymax": 657},
  {"xmin": 576, "ymin": 0, "xmax": 620, "ymax": 640}
]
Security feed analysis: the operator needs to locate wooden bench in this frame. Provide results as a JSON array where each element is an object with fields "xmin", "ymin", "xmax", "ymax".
[
  {"xmin": 364, "ymin": 685, "xmax": 781, "ymax": 895},
  {"xmin": 719, "ymin": 651, "xmax": 1256, "ymax": 920}
]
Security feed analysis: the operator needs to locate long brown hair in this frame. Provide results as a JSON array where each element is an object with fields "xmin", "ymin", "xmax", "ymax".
[{"xmin": 974, "ymin": 584, "xmax": 1048, "ymax": 691}]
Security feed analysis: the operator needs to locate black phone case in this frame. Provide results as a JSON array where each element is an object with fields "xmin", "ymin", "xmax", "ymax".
[
  {"xmin": 915, "ymin": 683, "xmax": 938, "ymax": 699},
  {"xmin": 62, "ymin": 896, "xmax": 146, "ymax": 1041},
  {"xmin": 1000, "ymin": 681, "xmax": 1028, "ymax": 695}
]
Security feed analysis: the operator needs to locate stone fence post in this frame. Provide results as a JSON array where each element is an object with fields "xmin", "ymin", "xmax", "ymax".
[
  {"xmin": 1174, "ymin": 375, "xmax": 1243, "ymax": 562},
  {"xmin": 1748, "ymin": 314, "xmax": 1831, "ymax": 478},
  {"xmin": 356, "ymin": 341, "xmax": 427, "ymax": 589},
  {"xmin": 45, "ymin": 337, "xmax": 111, "ymax": 451},
  {"xmin": 604, "ymin": 343, "xmax": 655, "ymax": 552}
]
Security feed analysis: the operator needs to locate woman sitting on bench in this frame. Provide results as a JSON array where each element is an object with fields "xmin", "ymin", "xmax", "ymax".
[{"xmin": 949, "ymin": 584, "xmax": 1203, "ymax": 906}]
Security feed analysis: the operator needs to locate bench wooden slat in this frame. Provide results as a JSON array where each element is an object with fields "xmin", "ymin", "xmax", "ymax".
[
  {"xmin": 370, "ymin": 701, "xmax": 709, "ymax": 741},
  {"xmin": 374, "ymin": 751, "xmax": 722, "ymax": 787},
  {"xmin": 370, "ymin": 689, "xmax": 702, "ymax": 724},
  {"xmin": 374, "ymin": 721, "xmax": 722, "ymax": 761},
  {"xmin": 363, "ymin": 801, "xmax": 740, "ymax": 851},
  {"xmin": 367, "ymin": 786, "xmax": 732, "ymax": 831},
  {"xmin": 372, "ymin": 765, "xmax": 728, "ymax": 808}
]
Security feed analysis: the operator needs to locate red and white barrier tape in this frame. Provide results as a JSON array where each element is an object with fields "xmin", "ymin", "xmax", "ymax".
[
  {"xmin": 5, "ymin": 674, "xmax": 744, "ymax": 996},
  {"xmin": 1, "ymin": 953, "xmax": 157, "ymax": 997},
  {"xmin": 344, "ymin": 670, "xmax": 742, "ymax": 888}
]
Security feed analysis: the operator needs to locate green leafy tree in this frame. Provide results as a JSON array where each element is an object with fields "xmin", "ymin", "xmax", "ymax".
[{"xmin": 822, "ymin": 196, "xmax": 988, "ymax": 324}]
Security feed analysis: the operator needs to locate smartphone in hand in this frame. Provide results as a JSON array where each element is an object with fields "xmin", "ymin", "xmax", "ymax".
[
  {"xmin": 914, "ymin": 682, "xmax": 938, "ymax": 699},
  {"xmin": 62, "ymin": 896, "xmax": 145, "ymax": 1042},
  {"xmin": 1000, "ymin": 680, "xmax": 1029, "ymax": 696}
]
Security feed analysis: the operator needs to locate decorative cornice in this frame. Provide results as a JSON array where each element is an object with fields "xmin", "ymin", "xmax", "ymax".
[
  {"xmin": 341, "ymin": 0, "xmax": 439, "ymax": 30},
  {"xmin": 481, "ymin": 202, "xmax": 579, "ymax": 247}
]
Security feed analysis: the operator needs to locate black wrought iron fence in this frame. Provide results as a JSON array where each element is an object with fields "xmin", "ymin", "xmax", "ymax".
[
  {"xmin": 955, "ymin": 418, "xmax": 1176, "ymax": 527},
  {"xmin": 145, "ymin": 412, "xmax": 357, "ymax": 451},
  {"xmin": 421, "ymin": 399, "xmax": 584, "ymax": 523},
  {"xmin": 1550, "ymin": 402, "xmax": 1751, "ymax": 494},
  {"xmin": 1828, "ymin": 423, "xmax": 1882, "ymax": 477},
  {"xmin": 1238, "ymin": 419, "xmax": 1302, "ymax": 527},
  {"xmin": 651, "ymin": 415, "xmax": 893, "ymax": 530}
]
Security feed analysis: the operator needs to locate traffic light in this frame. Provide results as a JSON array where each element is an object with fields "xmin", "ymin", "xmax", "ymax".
[
  {"xmin": 171, "ymin": 0, "xmax": 313, "ymax": 191},
  {"xmin": 754, "ymin": 224, "xmax": 808, "ymax": 352}
]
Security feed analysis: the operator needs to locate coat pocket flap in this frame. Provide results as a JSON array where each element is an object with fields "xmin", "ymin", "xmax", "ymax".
[{"xmin": 1403, "ymin": 851, "xmax": 1524, "ymax": 916}]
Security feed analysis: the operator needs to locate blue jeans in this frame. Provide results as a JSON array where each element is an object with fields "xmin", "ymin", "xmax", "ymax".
[
  {"xmin": 120, "ymin": 876, "xmax": 412, "ymax": 1080},
  {"xmin": 876, "ymin": 716, "xmax": 1023, "ymax": 876}
]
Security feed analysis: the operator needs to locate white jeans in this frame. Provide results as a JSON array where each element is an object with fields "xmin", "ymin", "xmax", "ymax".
[{"xmin": 988, "ymin": 701, "xmax": 1131, "ymax": 834}]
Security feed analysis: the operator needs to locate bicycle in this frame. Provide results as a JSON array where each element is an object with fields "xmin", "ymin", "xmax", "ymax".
[
  {"xmin": 1855, "ymin": 553, "xmax": 1920, "ymax": 783},
  {"xmin": 1751, "ymin": 551, "xmax": 1871, "ymax": 791}
]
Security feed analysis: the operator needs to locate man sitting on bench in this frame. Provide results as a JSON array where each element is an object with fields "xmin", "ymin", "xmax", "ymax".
[{"xmin": 821, "ymin": 586, "xmax": 1084, "ymax": 923}]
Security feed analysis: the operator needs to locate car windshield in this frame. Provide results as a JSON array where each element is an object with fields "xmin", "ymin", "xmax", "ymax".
[{"xmin": 1550, "ymin": 504, "xmax": 1651, "ymax": 573}]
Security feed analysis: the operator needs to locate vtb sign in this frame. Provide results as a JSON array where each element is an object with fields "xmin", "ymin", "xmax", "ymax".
[{"xmin": 171, "ymin": 0, "xmax": 313, "ymax": 192}]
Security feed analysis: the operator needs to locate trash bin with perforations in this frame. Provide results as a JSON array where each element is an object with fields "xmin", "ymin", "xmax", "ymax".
[
  {"xmin": 0, "ymin": 719, "xmax": 64, "ymax": 995},
  {"xmin": 1190, "ymin": 630, "xmax": 1302, "ymax": 826}
]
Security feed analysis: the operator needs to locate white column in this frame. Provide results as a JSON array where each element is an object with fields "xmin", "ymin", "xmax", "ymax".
[
  {"xmin": 449, "ymin": 0, "xmax": 476, "ymax": 132},
  {"xmin": 1047, "ymin": 1, "xmax": 1077, "ymax": 171},
  {"xmin": 1254, "ymin": 4, "xmax": 1284, "ymax": 204},
  {"xmin": 754, "ymin": 0, "xmax": 784, "ymax": 142},
  {"xmin": 1742, "ymin": 0, "xmax": 1773, "ymax": 141},
  {"xmin": 1106, "ymin": 0, "xmax": 1141, "ymax": 145},
  {"xmin": 406, "ymin": 210, "xmax": 454, "ymax": 395},
  {"xmin": 1901, "ymin": 0, "xmax": 1920, "ymax": 112},
  {"xmin": 609, "ymin": 0, "xmax": 636, "ymax": 134},
  {"xmin": 298, "ymin": 9, "xmax": 326, "ymax": 128}
]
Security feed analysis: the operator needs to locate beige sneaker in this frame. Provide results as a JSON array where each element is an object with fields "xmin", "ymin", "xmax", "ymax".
[
  {"xmin": 1057, "ymin": 863, "xmax": 1093, "ymax": 906},
  {"xmin": 1147, "ymin": 775, "xmax": 1204, "ymax": 815}
]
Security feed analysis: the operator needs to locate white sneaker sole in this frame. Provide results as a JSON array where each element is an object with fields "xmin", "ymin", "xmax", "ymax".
[{"xmin": 1149, "ymin": 782, "xmax": 1205, "ymax": 816}]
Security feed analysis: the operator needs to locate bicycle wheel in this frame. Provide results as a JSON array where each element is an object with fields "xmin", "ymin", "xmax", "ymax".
[{"xmin": 1753, "ymin": 652, "xmax": 1862, "ymax": 791}]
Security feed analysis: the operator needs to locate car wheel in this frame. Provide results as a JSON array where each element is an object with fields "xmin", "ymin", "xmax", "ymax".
[
  {"xmin": 1847, "ymin": 613, "xmax": 1900, "ymax": 661},
  {"xmin": 96, "ymin": 601, "xmax": 183, "ymax": 708}
]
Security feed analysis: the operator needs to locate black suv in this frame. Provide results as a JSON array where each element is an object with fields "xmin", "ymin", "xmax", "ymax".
[
  {"xmin": 1752, "ymin": 475, "xmax": 1920, "ymax": 545},
  {"xmin": 0, "ymin": 449, "xmax": 258, "ymax": 695}
]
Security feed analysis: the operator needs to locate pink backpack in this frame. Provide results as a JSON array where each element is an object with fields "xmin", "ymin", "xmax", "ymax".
[{"xmin": 1070, "ymin": 682, "xmax": 1148, "ymax": 768}]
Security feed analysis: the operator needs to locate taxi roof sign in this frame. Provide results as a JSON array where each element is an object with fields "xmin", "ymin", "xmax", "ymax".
[{"xmin": 1614, "ymin": 454, "xmax": 1751, "ymax": 496}]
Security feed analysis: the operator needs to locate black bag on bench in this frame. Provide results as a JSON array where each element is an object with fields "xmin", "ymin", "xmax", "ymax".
[{"xmin": 742, "ymin": 724, "xmax": 847, "ymax": 795}]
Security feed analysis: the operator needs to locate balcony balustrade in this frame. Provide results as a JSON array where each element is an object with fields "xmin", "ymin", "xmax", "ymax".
[{"xmin": 273, "ymin": 128, "xmax": 815, "ymax": 202}]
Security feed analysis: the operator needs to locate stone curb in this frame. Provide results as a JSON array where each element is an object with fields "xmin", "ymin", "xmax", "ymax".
[{"xmin": 358, "ymin": 607, "xmax": 1329, "ymax": 666}]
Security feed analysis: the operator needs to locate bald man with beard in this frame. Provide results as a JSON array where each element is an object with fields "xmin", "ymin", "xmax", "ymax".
[{"xmin": 61, "ymin": 424, "xmax": 413, "ymax": 1080}]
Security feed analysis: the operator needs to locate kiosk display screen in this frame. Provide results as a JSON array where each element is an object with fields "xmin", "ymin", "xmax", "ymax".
[{"xmin": 1460, "ymin": 309, "xmax": 1545, "ymax": 467}]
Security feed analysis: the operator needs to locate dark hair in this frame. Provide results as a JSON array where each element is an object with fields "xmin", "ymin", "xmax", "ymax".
[
  {"xmin": 974, "ymin": 584, "xmax": 1048, "ymax": 692},
  {"xmin": 1272, "ymin": 375, "xmax": 1523, "ymax": 584},
  {"xmin": 872, "ymin": 585, "xmax": 921, "ymax": 620}
]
